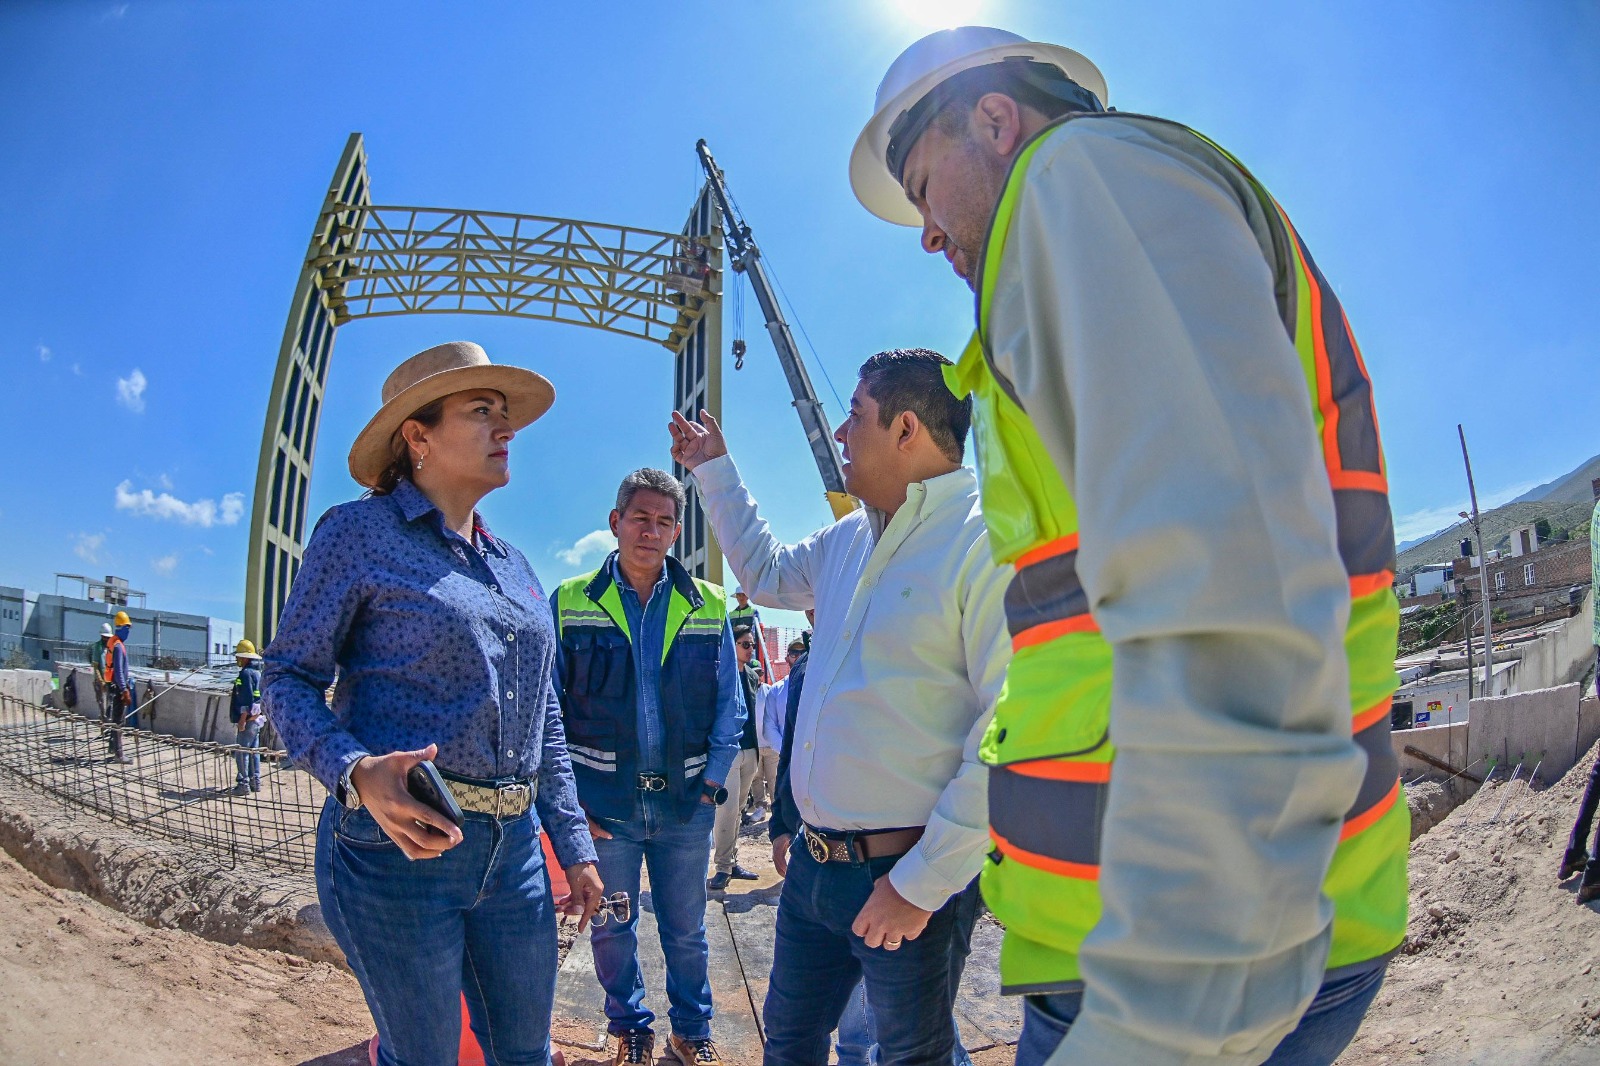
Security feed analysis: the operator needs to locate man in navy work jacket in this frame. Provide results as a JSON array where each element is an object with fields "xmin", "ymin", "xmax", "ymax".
[{"xmin": 550, "ymin": 467, "xmax": 746, "ymax": 1066}]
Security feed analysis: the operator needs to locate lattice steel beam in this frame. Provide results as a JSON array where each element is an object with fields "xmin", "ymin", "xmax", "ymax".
[{"xmin": 323, "ymin": 205, "xmax": 713, "ymax": 350}]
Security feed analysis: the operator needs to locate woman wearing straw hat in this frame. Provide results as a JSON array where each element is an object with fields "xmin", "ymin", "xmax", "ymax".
[{"xmin": 264, "ymin": 340, "xmax": 605, "ymax": 1066}]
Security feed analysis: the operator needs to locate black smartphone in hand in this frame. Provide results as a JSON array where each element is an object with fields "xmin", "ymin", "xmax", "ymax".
[{"xmin": 406, "ymin": 760, "xmax": 465, "ymax": 835}]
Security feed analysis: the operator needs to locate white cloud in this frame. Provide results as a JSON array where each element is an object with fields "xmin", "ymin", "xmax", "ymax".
[
  {"xmin": 557, "ymin": 529, "xmax": 614, "ymax": 567},
  {"xmin": 1392, "ymin": 479, "xmax": 1543, "ymax": 545},
  {"xmin": 156, "ymin": 472, "xmax": 173, "ymax": 490},
  {"xmin": 103, "ymin": 3, "xmax": 130, "ymax": 19},
  {"xmin": 37, "ymin": 344, "xmax": 52, "ymax": 362},
  {"xmin": 151, "ymin": 554, "xmax": 179, "ymax": 576},
  {"xmin": 116, "ymin": 368, "xmax": 147, "ymax": 412},
  {"xmin": 70, "ymin": 362, "xmax": 83, "ymax": 377},
  {"xmin": 75, "ymin": 533, "xmax": 106, "ymax": 565},
  {"xmin": 115, "ymin": 480, "xmax": 245, "ymax": 528}
]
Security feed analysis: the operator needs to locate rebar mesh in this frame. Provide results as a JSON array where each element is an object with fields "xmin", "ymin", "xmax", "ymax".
[{"xmin": 0, "ymin": 694, "xmax": 325, "ymax": 870}]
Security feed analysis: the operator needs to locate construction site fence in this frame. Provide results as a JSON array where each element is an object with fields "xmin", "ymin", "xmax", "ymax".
[
  {"xmin": 0, "ymin": 694, "xmax": 324, "ymax": 872},
  {"xmin": 3, "ymin": 636, "xmax": 214, "ymax": 671}
]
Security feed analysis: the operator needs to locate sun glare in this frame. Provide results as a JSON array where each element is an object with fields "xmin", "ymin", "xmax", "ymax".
[{"xmin": 892, "ymin": 0, "xmax": 989, "ymax": 31}]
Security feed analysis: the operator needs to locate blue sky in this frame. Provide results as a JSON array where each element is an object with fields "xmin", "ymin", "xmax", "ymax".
[{"xmin": 1, "ymin": 1, "xmax": 1596, "ymax": 632}]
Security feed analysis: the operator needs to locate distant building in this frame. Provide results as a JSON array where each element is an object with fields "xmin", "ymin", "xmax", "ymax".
[
  {"xmin": 761, "ymin": 624, "xmax": 806, "ymax": 682},
  {"xmin": 0, "ymin": 577, "xmax": 243, "ymax": 670},
  {"xmin": 1397, "ymin": 563, "xmax": 1455, "ymax": 603},
  {"xmin": 1452, "ymin": 535, "xmax": 1591, "ymax": 625}
]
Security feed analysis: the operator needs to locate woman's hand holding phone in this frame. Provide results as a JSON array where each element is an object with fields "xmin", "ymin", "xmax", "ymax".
[{"xmin": 348, "ymin": 744, "xmax": 465, "ymax": 860}]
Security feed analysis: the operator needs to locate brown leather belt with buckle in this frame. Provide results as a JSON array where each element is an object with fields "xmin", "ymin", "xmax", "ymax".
[
  {"xmin": 801, "ymin": 823, "xmax": 925, "ymax": 864},
  {"xmin": 443, "ymin": 776, "xmax": 536, "ymax": 819}
]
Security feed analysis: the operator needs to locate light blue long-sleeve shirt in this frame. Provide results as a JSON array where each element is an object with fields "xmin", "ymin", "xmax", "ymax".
[{"xmin": 551, "ymin": 556, "xmax": 744, "ymax": 788}]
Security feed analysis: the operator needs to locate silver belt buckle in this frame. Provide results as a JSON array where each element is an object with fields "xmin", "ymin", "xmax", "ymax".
[{"xmin": 497, "ymin": 781, "xmax": 530, "ymax": 817}]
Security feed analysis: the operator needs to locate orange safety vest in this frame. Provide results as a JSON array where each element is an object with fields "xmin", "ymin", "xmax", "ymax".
[{"xmin": 102, "ymin": 636, "xmax": 123, "ymax": 687}]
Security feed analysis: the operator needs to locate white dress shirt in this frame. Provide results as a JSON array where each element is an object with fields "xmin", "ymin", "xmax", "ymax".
[{"xmin": 692, "ymin": 455, "xmax": 1011, "ymax": 911}]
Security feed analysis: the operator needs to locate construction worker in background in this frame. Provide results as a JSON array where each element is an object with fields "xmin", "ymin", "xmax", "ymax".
[
  {"xmin": 91, "ymin": 622, "xmax": 112, "ymax": 721},
  {"xmin": 708, "ymin": 623, "xmax": 764, "ymax": 891},
  {"xmin": 753, "ymin": 638, "xmax": 807, "ymax": 825},
  {"xmin": 102, "ymin": 611, "xmax": 136, "ymax": 764},
  {"xmin": 230, "ymin": 639, "xmax": 265, "ymax": 794},
  {"xmin": 1557, "ymin": 479, "xmax": 1600, "ymax": 904},
  {"xmin": 730, "ymin": 587, "xmax": 772, "ymax": 682},
  {"xmin": 850, "ymin": 26, "xmax": 1409, "ymax": 1066}
]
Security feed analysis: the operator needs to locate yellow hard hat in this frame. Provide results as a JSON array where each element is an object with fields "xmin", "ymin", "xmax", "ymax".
[
  {"xmin": 112, "ymin": 611, "xmax": 132, "ymax": 627},
  {"xmin": 234, "ymin": 639, "xmax": 261, "ymax": 659}
]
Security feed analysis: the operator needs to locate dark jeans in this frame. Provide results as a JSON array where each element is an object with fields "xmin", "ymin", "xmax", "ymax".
[
  {"xmin": 589, "ymin": 797, "xmax": 718, "ymax": 1039},
  {"xmin": 105, "ymin": 690, "xmax": 138, "ymax": 758},
  {"xmin": 1016, "ymin": 960, "xmax": 1388, "ymax": 1066},
  {"xmin": 1567, "ymin": 648, "xmax": 1600, "ymax": 860},
  {"xmin": 763, "ymin": 837, "xmax": 982, "ymax": 1066},
  {"xmin": 315, "ymin": 797, "xmax": 559, "ymax": 1066}
]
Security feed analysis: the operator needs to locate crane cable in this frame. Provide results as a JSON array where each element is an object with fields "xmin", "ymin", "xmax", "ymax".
[
  {"xmin": 722, "ymin": 184, "xmax": 849, "ymax": 417},
  {"xmin": 732, "ymin": 274, "xmax": 747, "ymax": 370}
]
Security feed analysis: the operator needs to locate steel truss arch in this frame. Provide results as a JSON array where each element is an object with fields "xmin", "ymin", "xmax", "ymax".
[{"xmin": 246, "ymin": 133, "xmax": 722, "ymax": 645}]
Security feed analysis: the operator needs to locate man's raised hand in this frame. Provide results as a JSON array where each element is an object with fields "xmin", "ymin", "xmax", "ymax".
[{"xmin": 668, "ymin": 409, "xmax": 728, "ymax": 471}]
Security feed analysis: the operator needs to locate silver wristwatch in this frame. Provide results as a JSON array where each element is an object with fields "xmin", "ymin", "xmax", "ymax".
[{"xmin": 337, "ymin": 760, "xmax": 363, "ymax": 810}]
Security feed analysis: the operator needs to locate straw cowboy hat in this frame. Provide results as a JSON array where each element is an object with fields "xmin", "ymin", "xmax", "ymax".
[{"xmin": 347, "ymin": 341, "xmax": 555, "ymax": 488}]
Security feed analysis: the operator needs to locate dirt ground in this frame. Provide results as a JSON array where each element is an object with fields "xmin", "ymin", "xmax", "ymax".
[
  {"xmin": 0, "ymin": 844, "xmax": 372, "ymax": 1066},
  {"xmin": 1336, "ymin": 743, "xmax": 1600, "ymax": 1064},
  {"xmin": 5, "ymin": 747, "xmax": 1600, "ymax": 1065}
]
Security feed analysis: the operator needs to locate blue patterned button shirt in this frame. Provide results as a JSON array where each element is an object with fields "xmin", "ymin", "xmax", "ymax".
[{"xmin": 262, "ymin": 479, "xmax": 596, "ymax": 868}]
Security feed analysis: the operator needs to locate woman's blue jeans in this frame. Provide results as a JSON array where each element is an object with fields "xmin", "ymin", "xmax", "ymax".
[
  {"xmin": 315, "ymin": 797, "xmax": 559, "ymax": 1066},
  {"xmin": 1015, "ymin": 960, "xmax": 1388, "ymax": 1066}
]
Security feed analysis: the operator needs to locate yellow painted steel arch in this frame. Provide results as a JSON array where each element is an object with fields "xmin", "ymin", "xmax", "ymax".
[{"xmin": 246, "ymin": 133, "xmax": 722, "ymax": 646}]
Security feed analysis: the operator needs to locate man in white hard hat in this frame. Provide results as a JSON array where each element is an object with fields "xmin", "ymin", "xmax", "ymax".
[{"xmin": 851, "ymin": 26, "xmax": 1409, "ymax": 1066}]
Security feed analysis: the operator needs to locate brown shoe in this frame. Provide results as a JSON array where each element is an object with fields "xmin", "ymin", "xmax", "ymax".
[
  {"xmin": 668, "ymin": 1034, "xmax": 722, "ymax": 1066},
  {"xmin": 613, "ymin": 1029, "xmax": 654, "ymax": 1066}
]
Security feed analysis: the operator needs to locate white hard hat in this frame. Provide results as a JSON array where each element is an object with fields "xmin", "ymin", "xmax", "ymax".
[
  {"xmin": 100, "ymin": 623, "xmax": 113, "ymax": 637},
  {"xmin": 850, "ymin": 26, "xmax": 1109, "ymax": 226}
]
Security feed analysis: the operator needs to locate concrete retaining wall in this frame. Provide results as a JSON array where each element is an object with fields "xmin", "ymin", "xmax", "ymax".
[
  {"xmin": 1497, "ymin": 587, "xmax": 1594, "ymax": 695},
  {"xmin": 1395, "ymin": 721, "xmax": 1470, "ymax": 779},
  {"xmin": 54, "ymin": 663, "xmax": 244, "ymax": 745},
  {"xmin": 1467, "ymin": 683, "xmax": 1589, "ymax": 784},
  {"xmin": 0, "ymin": 668, "xmax": 56, "ymax": 705}
]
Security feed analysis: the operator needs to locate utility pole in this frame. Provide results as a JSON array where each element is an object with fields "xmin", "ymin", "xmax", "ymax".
[{"xmin": 1458, "ymin": 424, "xmax": 1495, "ymax": 698}]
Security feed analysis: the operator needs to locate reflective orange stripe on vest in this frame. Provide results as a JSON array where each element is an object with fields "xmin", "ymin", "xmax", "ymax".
[
  {"xmin": 1007, "ymin": 534, "xmax": 1099, "ymax": 651},
  {"xmin": 990, "ymin": 757, "xmax": 1109, "ymax": 880}
]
